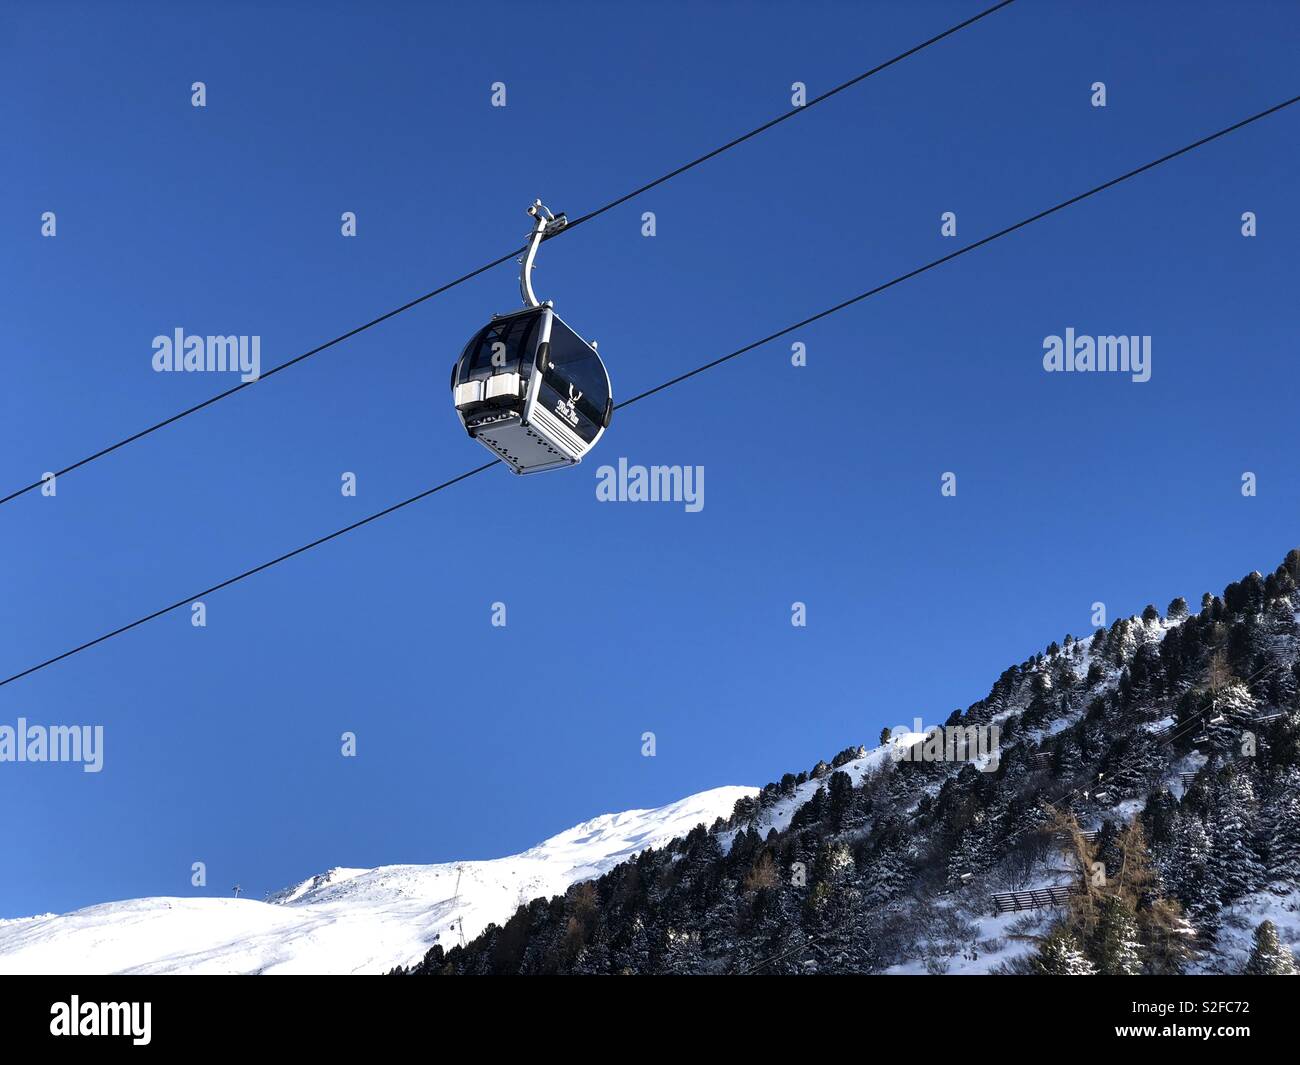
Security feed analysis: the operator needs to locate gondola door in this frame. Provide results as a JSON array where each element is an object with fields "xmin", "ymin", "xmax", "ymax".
[{"xmin": 522, "ymin": 310, "xmax": 612, "ymax": 459}]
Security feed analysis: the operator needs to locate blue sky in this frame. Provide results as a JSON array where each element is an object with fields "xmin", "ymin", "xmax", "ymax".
[{"xmin": 2, "ymin": 0, "xmax": 1298, "ymax": 917}]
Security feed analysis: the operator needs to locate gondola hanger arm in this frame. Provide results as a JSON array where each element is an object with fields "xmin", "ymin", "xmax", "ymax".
[{"xmin": 519, "ymin": 200, "xmax": 567, "ymax": 308}]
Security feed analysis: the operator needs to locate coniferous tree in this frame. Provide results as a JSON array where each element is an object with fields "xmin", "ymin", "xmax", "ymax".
[
  {"xmin": 1054, "ymin": 735, "xmax": 1083, "ymax": 777},
  {"xmin": 1033, "ymin": 928, "xmax": 1096, "ymax": 975},
  {"xmin": 1242, "ymin": 920, "xmax": 1297, "ymax": 975},
  {"xmin": 859, "ymin": 836, "xmax": 913, "ymax": 909},
  {"xmin": 1207, "ymin": 773, "xmax": 1264, "ymax": 905},
  {"xmin": 618, "ymin": 916, "xmax": 653, "ymax": 974},
  {"xmin": 1104, "ymin": 731, "xmax": 1162, "ymax": 799},
  {"xmin": 660, "ymin": 927, "xmax": 706, "ymax": 975},
  {"xmin": 1265, "ymin": 767, "xmax": 1300, "ymax": 882},
  {"xmin": 1169, "ymin": 814, "xmax": 1218, "ymax": 925},
  {"xmin": 1094, "ymin": 895, "xmax": 1142, "ymax": 974},
  {"xmin": 946, "ymin": 807, "xmax": 995, "ymax": 887},
  {"xmin": 827, "ymin": 770, "xmax": 854, "ymax": 830},
  {"xmin": 1140, "ymin": 898, "xmax": 1200, "ymax": 975}
]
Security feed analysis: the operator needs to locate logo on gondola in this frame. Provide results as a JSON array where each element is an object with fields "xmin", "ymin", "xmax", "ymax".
[{"xmin": 554, "ymin": 383, "xmax": 582, "ymax": 428}]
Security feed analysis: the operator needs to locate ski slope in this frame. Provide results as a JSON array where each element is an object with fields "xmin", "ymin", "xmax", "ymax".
[{"xmin": 0, "ymin": 786, "xmax": 754, "ymax": 975}]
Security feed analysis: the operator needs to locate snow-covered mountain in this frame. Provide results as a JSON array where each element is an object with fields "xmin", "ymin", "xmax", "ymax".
[
  {"xmin": 10, "ymin": 554, "xmax": 1300, "ymax": 978},
  {"xmin": 400, "ymin": 552, "xmax": 1300, "ymax": 976},
  {"xmin": 0, "ymin": 786, "xmax": 754, "ymax": 975}
]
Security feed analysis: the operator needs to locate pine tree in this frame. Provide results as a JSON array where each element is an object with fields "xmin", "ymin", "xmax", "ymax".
[
  {"xmin": 660, "ymin": 927, "xmax": 705, "ymax": 974},
  {"xmin": 1033, "ymin": 928, "xmax": 1096, "ymax": 975},
  {"xmin": 1266, "ymin": 768, "xmax": 1300, "ymax": 883},
  {"xmin": 946, "ymin": 807, "xmax": 995, "ymax": 887},
  {"xmin": 859, "ymin": 837, "xmax": 913, "ymax": 908},
  {"xmin": 742, "ymin": 851, "xmax": 780, "ymax": 895},
  {"xmin": 1105, "ymin": 732, "xmax": 1162, "ymax": 799},
  {"xmin": 1094, "ymin": 896, "xmax": 1142, "ymax": 974},
  {"xmin": 1170, "ymin": 815, "xmax": 1218, "ymax": 925},
  {"xmin": 1205, "ymin": 682, "xmax": 1258, "ymax": 753},
  {"xmin": 1208, "ymin": 772, "xmax": 1264, "ymax": 905},
  {"xmin": 1242, "ymin": 920, "xmax": 1297, "ymax": 975},
  {"xmin": 1054, "ymin": 735, "xmax": 1083, "ymax": 777},
  {"xmin": 1110, "ymin": 820, "xmax": 1156, "ymax": 904},
  {"xmin": 827, "ymin": 770, "xmax": 854, "ymax": 829},
  {"xmin": 615, "ymin": 916, "xmax": 653, "ymax": 975},
  {"xmin": 1140, "ymin": 897, "xmax": 1200, "ymax": 974}
]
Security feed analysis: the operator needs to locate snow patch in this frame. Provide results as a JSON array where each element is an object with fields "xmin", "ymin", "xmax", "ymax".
[{"xmin": 0, "ymin": 786, "xmax": 755, "ymax": 975}]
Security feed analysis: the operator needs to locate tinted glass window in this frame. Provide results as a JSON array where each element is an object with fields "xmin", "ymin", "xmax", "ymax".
[
  {"xmin": 543, "ymin": 315, "xmax": 609, "ymax": 434},
  {"xmin": 459, "ymin": 310, "xmax": 542, "ymax": 382}
]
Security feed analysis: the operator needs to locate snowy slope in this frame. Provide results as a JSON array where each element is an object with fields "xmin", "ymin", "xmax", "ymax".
[
  {"xmin": 881, "ymin": 883, "xmax": 1300, "ymax": 975},
  {"xmin": 0, "ymin": 786, "xmax": 754, "ymax": 975},
  {"xmin": 719, "ymin": 731, "xmax": 928, "ymax": 843}
]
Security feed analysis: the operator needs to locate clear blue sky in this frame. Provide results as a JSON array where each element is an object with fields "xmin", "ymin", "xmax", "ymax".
[{"xmin": 2, "ymin": 0, "xmax": 1298, "ymax": 917}]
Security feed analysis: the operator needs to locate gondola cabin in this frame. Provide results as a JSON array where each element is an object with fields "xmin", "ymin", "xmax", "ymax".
[{"xmin": 452, "ymin": 304, "xmax": 612, "ymax": 475}]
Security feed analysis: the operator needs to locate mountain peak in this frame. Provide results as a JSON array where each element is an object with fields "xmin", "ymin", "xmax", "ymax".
[{"xmin": 0, "ymin": 787, "xmax": 754, "ymax": 974}]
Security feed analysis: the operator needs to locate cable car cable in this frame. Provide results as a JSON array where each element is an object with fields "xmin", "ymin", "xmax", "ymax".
[
  {"xmin": 0, "ymin": 253, "xmax": 522, "ymax": 508},
  {"xmin": 3, "ymin": 90, "xmax": 1295, "ymax": 690},
  {"xmin": 0, "ymin": 461, "xmax": 501, "ymax": 687},
  {"xmin": 614, "ymin": 90, "xmax": 1300, "ymax": 411},
  {"xmin": 560, "ymin": 0, "xmax": 1018, "ymax": 234},
  {"xmin": 0, "ymin": 0, "xmax": 1016, "ymax": 510}
]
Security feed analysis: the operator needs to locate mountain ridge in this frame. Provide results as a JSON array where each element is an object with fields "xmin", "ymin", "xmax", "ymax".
[
  {"xmin": 399, "ymin": 549, "xmax": 1300, "ymax": 975},
  {"xmin": 0, "ymin": 786, "xmax": 755, "ymax": 974}
]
